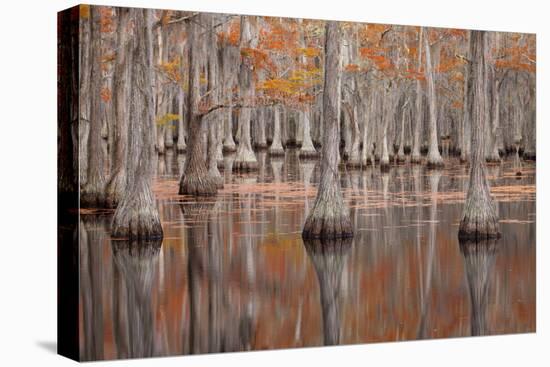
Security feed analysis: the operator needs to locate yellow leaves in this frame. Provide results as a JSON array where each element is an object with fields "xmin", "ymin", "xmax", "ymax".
[
  {"xmin": 297, "ymin": 47, "xmax": 320, "ymax": 58},
  {"xmin": 160, "ymin": 57, "xmax": 182, "ymax": 83},
  {"xmin": 260, "ymin": 78, "xmax": 294, "ymax": 94},
  {"xmin": 258, "ymin": 68, "xmax": 320, "ymax": 107},
  {"xmin": 80, "ymin": 4, "xmax": 90, "ymax": 19},
  {"xmin": 156, "ymin": 113, "xmax": 180, "ymax": 126}
]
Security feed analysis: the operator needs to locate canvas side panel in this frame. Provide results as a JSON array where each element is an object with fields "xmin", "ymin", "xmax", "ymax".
[{"xmin": 57, "ymin": 5, "xmax": 80, "ymax": 362}]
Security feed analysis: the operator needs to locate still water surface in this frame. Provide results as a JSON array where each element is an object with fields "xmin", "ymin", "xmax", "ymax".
[{"xmin": 79, "ymin": 150, "xmax": 535, "ymax": 361}]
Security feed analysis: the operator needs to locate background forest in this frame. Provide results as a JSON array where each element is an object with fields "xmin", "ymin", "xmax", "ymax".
[{"xmin": 58, "ymin": 5, "xmax": 536, "ymax": 240}]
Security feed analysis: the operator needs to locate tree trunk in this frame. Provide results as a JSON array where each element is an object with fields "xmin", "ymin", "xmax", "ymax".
[
  {"xmin": 255, "ymin": 107, "xmax": 268, "ymax": 149},
  {"xmin": 81, "ymin": 7, "xmax": 106, "ymax": 207},
  {"xmin": 234, "ymin": 16, "xmax": 258, "ymax": 171},
  {"xmin": 458, "ymin": 30, "xmax": 500, "ymax": 240},
  {"xmin": 105, "ymin": 8, "xmax": 131, "ymax": 208},
  {"xmin": 423, "ymin": 30, "xmax": 444, "ymax": 168},
  {"xmin": 206, "ymin": 15, "xmax": 224, "ymax": 188},
  {"xmin": 302, "ymin": 21, "xmax": 353, "ymax": 239},
  {"xmin": 178, "ymin": 14, "xmax": 218, "ymax": 196},
  {"xmin": 78, "ymin": 10, "xmax": 91, "ymax": 186},
  {"xmin": 396, "ymin": 99, "xmax": 408, "ymax": 163},
  {"xmin": 461, "ymin": 32, "xmax": 473, "ymax": 163},
  {"xmin": 486, "ymin": 78, "xmax": 501, "ymax": 162},
  {"xmin": 346, "ymin": 99, "xmax": 361, "ymax": 167},
  {"xmin": 111, "ymin": 8, "xmax": 163, "ymax": 239},
  {"xmin": 380, "ymin": 82, "xmax": 394, "ymax": 172},
  {"xmin": 176, "ymin": 89, "xmax": 187, "ymax": 152},
  {"xmin": 222, "ymin": 108, "xmax": 236, "ymax": 153},
  {"xmin": 299, "ymin": 108, "xmax": 318, "ymax": 158},
  {"xmin": 269, "ymin": 105, "xmax": 285, "ymax": 156}
]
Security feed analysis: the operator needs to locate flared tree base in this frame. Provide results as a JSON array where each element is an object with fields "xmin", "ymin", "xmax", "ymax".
[
  {"xmin": 81, "ymin": 181, "xmax": 105, "ymax": 208},
  {"xmin": 380, "ymin": 159, "xmax": 390, "ymax": 172},
  {"xmin": 426, "ymin": 157, "xmax": 445, "ymax": 169},
  {"xmin": 299, "ymin": 149, "xmax": 319, "ymax": 159},
  {"xmin": 111, "ymin": 202, "xmax": 164, "ymax": 240},
  {"xmin": 269, "ymin": 148, "xmax": 285, "ymax": 157},
  {"xmin": 176, "ymin": 145, "xmax": 187, "ymax": 154},
  {"xmin": 302, "ymin": 214, "xmax": 354, "ymax": 240},
  {"xmin": 395, "ymin": 154, "xmax": 406, "ymax": 163},
  {"xmin": 410, "ymin": 154, "xmax": 423, "ymax": 164},
  {"xmin": 222, "ymin": 145, "xmax": 237, "ymax": 154},
  {"xmin": 523, "ymin": 150, "xmax": 536, "ymax": 161},
  {"xmin": 105, "ymin": 171, "xmax": 126, "ymax": 209},
  {"xmin": 485, "ymin": 155, "xmax": 501, "ymax": 164},
  {"xmin": 179, "ymin": 174, "xmax": 218, "ymax": 196},
  {"xmin": 346, "ymin": 160, "xmax": 362, "ymax": 169},
  {"xmin": 233, "ymin": 160, "xmax": 259, "ymax": 172},
  {"xmin": 209, "ymin": 174, "xmax": 224, "ymax": 189},
  {"xmin": 458, "ymin": 218, "xmax": 500, "ymax": 241}
]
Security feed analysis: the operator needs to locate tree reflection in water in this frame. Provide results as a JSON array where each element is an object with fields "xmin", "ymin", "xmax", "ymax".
[
  {"xmin": 180, "ymin": 201, "xmax": 255, "ymax": 354},
  {"xmin": 79, "ymin": 215, "xmax": 106, "ymax": 361},
  {"xmin": 459, "ymin": 238, "xmax": 499, "ymax": 336},
  {"xmin": 304, "ymin": 238, "xmax": 352, "ymax": 346},
  {"xmin": 76, "ymin": 157, "xmax": 535, "ymax": 359},
  {"xmin": 111, "ymin": 238, "xmax": 161, "ymax": 359}
]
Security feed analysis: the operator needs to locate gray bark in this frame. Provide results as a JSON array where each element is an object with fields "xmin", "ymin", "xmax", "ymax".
[
  {"xmin": 423, "ymin": 29, "xmax": 444, "ymax": 168},
  {"xmin": 411, "ymin": 27, "xmax": 424, "ymax": 163},
  {"xmin": 206, "ymin": 15, "xmax": 224, "ymax": 188},
  {"xmin": 106, "ymin": 9, "xmax": 131, "ymax": 208},
  {"xmin": 269, "ymin": 105, "xmax": 285, "ymax": 156},
  {"xmin": 179, "ymin": 14, "xmax": 218, "ymax": 196},
  {"xmin": 458, "ymin": 30, "xmax": 500, "ymax": 240},
  {"xmin": 81, "ymin": 7, "xmax": 106, "ymax": 207},
  {"xmin": 111, "ymin": 8, "xmax": 163, "ymax": 239},
  {"xmin": 302, "ymin": 21, "xmax": 353, "ymax": 239},
  {"xmin": 234, "ymin": 16, "xmax": 258, "ymax": 171}
]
